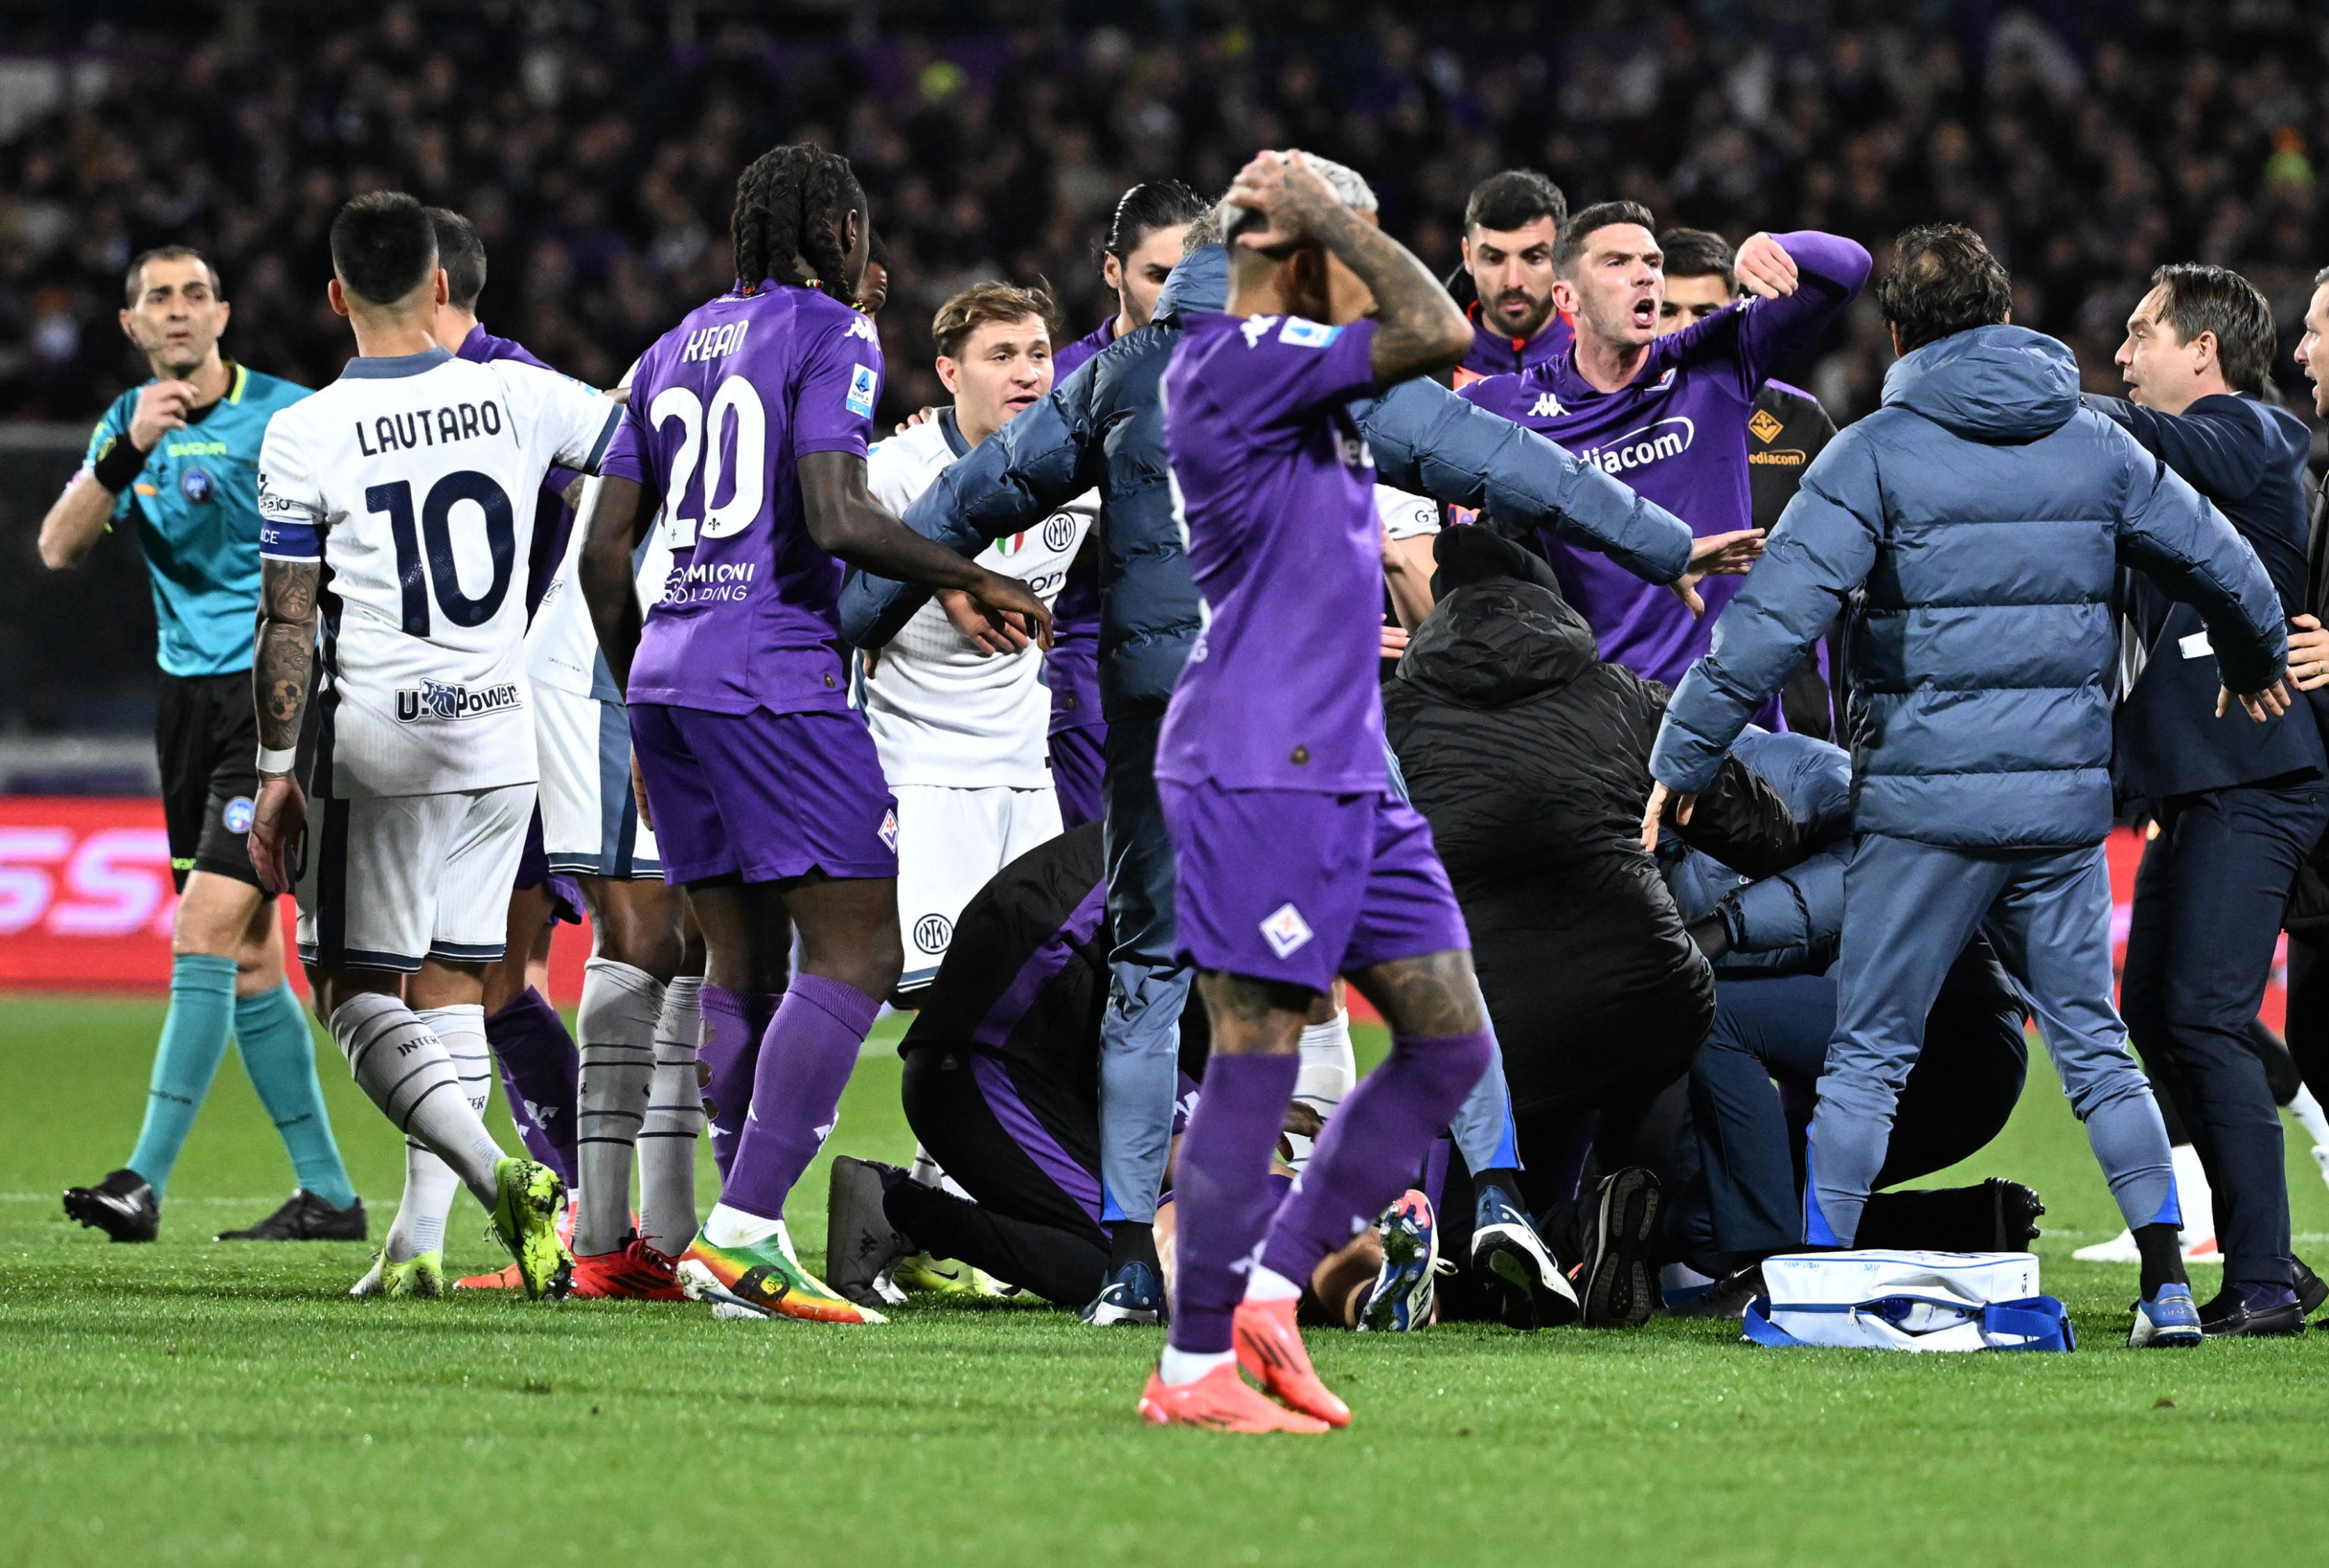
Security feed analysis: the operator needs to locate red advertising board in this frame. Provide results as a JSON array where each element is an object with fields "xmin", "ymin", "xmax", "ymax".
[
  {"xmin": 0, "ymin": 798, "xmax": 2287, "ymax": 1028},
  {"xmin": 0, "ymin": 797, "xmax": 592, "ymax": 1004}
]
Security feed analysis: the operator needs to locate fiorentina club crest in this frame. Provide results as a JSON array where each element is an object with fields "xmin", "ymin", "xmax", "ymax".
[
  {"xmin": 1259, "ymin": 902, "xmax": 1313, "ymax": 959},
  {"xmin": 1749, "ymin": 408, "xmax": 1784, "ymax": 444}
]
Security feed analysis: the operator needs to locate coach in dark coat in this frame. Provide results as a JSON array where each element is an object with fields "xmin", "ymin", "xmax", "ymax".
[{"xmin": 2092, "ymin": 263, "xmax": 2327, "ymax": 1332}]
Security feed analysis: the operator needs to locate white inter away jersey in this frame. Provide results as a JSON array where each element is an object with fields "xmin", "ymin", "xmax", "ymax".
[
  {"xmin": 859, "ymin": 411, "xmax": 1095, "ymax": 789},
  {"xmin": 258, "ymin": 347, "xmax": 621, "ymax": 797},
  {"xmin": 528, "ymin": 364, "xmax": 670, "ymax": 702}
]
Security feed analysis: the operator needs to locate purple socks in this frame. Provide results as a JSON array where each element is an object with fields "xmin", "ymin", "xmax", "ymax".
[
  {"xmin": 1261, "ymin": 1029, "xmax": 1495, "ymax": 1287},
  {"xmin": 482, "ymin": 988, "xmax": 579, "ymax": 1185},
  {"xmin": 1168, "ymin": 1052, "xmax": 1300, "ymax": 1356},
  {"xmin": 700, "ymin": 985, "xmax": 780, "ymax": 1183},
  {"xmin": 718, "ymin": 974, "xmax": 881, "ymax": 1223}
]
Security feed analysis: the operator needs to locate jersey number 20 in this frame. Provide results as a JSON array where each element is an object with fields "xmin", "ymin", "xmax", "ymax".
[
  {"xmin": 366, "ymin": 471, "xmax": 517, "ymax": 637},
  {"xmin": 647, "ymin": 376, "xmax": 766, "ymax": 548}
]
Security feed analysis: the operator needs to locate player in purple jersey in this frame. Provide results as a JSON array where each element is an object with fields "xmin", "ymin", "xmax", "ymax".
[
  {"xmin": 1048, "ymin": 182, "xmax": 1211, "ymax": 829},
  {"xmin": 1459, "ymin": 201, "xmax": 1869, "ymax": 695},
  {"xmin": 576, "ymin": 143, "xmax": 1054, "ymax": 1324},
  {"xmin": 1141, "ymin": 149, "xmax": 1484, "ymax": 1435},
  {"xmin": 1448, "ymin": 169, "xmax": 1575, "ymax": 387}
]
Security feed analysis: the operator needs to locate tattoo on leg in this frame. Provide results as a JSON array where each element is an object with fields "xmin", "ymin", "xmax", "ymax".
[{"xmin": 1351, "ymin": 949, "xmax": 1484, "ymax": 1038}]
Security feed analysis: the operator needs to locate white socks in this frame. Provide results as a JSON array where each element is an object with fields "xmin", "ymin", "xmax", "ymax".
[
  {"xmin": 1286, "ymin": 1009, "xmax": 1355, "ymax": 1171},
  {"xmin": 332, "ymin": 993, "xmax": 504, "ymax": 1208},
  {"xmin": 638, "ymin": 975, "xmax": 703, "ymax": 1257},
  {"xmin": 384, "ymin": 1142, "xmax": 458, "ymax": 1262},
  {"xmin": 1158, "ymin": 1345, "xmax": 1236, "ymax": 1385},
  {"xmin": 1244, "ymin": 1263, "xmax": 1302, "ymax": 1303},
  {"xmin": 703, "ymin": 1202, "xmax": 786, "ymax": 1251},
  {"xmin": 2288, "ymin": 1083, "xmax": 2329, "ymax": 1151},
  {"xmin": 575, "ymin": 958, "xmax": 663, "ymax": 1258},
  {"xmin": 2171, "ymin": 1142, "xmax": 2215, "ymax": 1245},
  {"xmin": 1295, "ymin": 1009, "xmax": 1356, "ymax": 1114}
]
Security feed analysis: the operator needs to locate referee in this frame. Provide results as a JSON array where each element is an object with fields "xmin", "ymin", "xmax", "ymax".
[{"xmin": 39, "ymin": 246, "xmax": 363, "ymax": 1244}]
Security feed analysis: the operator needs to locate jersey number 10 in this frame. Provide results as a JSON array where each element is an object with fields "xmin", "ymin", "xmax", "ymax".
[
  {"xmin": 647, "ymin": 376, "xmax": 767, "ymax": 549},
  {"xmin": 366, "ymin": 471, "xmax": 518, "ymax": 638}
]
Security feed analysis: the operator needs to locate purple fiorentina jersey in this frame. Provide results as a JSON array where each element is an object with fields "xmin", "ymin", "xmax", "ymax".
[
  {"xmin": 1455, "ymin": 305, "xmax": 1571, "ymax": 385},
  {"xmin": 1051, "ymin": 315, "xmax": 1117, "ymax": 380},
  {"xmin": 1459, "ymin": 230, "xmax": 1869, "ymax": 686},
  {"xmin": 601, "ymin": 282, "xmax": 884, "ymax": 715},
  {"xmin": 1158, "ymin": 311, "xmax": 1383, "ymax": 793}
]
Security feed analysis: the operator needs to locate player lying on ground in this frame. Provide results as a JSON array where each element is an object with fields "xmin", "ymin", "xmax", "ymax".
[
  {"xmin": 246, "ymin": 191, "xmax": 625, "ymax": 1300},
  {"xmin": 822, "ymin": 823, "xmax": 1440, "ymax": 1330},
  {"xmin": 576, "ymin": 143, "xmax": 1054, "ymax": 1325}
]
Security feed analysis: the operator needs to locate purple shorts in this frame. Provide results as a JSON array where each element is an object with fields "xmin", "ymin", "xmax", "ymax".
[
  {"xmin": 630, "ymin": 704, "xmax": 899, "ymax": 885},
  {"xmin": 1158, "ymin": 781, "xmax": 1468, "ymax": 993},
  {"xmin": 511, "ymin": 808, "xmax": 583, "ymax": 925}
]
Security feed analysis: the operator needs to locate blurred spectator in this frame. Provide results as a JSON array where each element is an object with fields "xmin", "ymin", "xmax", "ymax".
[{"xmin": 4, "ymin": 3, "xmax": 2328, "ymax": 430}]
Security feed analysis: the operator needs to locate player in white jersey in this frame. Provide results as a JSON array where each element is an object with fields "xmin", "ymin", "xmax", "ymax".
[
  {"xmin": 859, "ymin": 282, "xmax": 1095, "ymax": 995},
  {"xmin": 248, "ymin": 192, "xmax": 623, "ymax": 1301}
]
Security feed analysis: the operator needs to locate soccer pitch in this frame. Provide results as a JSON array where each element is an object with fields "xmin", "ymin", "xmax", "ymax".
[{"xmin": 3, "ymin": 996, "xmax": 2325, "ymax": 1567}]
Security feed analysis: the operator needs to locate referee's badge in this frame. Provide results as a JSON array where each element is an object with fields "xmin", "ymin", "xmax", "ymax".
[
  {"xmin": 180, "ymin": 466, "xmax": 216, "ymax": 503},
  {"xmin": 222, "ymin": 796, "xmax": 255, "ymax": 834}
]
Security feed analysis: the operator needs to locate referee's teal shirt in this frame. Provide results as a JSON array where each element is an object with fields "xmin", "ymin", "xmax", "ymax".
[{"xmin": 81, "ymin": 361, "xmax": 311, "ymax": 677}]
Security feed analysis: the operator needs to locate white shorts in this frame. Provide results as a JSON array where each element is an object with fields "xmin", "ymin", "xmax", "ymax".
[
  {"xmin": 535, "ymin": 683, "xmax": 660, "ymax": 879},
  {"xmin": 296, "ymin": 783, "xmax": 535, "ymax": 972},
  {"xmin": 893, "ymin": 782, "xmax": 1063, "ymax": 991}
]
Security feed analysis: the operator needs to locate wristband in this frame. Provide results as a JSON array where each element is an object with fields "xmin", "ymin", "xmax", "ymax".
[
  {"xmin": 256, "ymin": 745, "xmax": 298, "ymax": 776},
  {"xmin": 90, "ymin": 434, "xmax": 150, "ymax": 495}
]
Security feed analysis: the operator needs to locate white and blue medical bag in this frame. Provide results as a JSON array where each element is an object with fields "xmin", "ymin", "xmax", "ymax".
[{"xmin": 1742, "ymin": 1250, "xmax": 2074, "ymax": 1352}]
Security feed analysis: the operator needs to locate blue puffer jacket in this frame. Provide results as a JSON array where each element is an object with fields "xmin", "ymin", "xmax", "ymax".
[
  {"xmin": 1652, "ymin": 324, "xmax": 2288, "ymax": 850},
  {"xmin": 838, "ymin": 245, "xmax": 1695, "ymax": 717},
  {"xmin": 1665, "ymin": 728, "xmax": 1851, "ymax": 975}
]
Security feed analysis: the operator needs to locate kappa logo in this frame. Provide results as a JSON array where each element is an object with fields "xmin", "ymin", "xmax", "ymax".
[
  {"xmin": 1530, "ymin": 392, "xmax": 1564, "ymax": 419},
  {"xmin": 1241, "ymin": 314, "xmax": 1281, "ymax": 348},
  {"xmin": 394, "ymin": 680, "xmax": 522, "ymax": 724},
  {"xmin": 1260, "ymin": 902, "xmax": 1314, "ymax": 959},
  {"xmin": 1749, "ymin": 408, "xmax": 1784, "ymax": 445},
  {"xmin": 912, "ymin": 913, "xmax": 954, "ymax": 953}
]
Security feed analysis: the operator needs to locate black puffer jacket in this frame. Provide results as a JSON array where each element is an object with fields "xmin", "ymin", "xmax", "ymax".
[{"xmin": 1385, "ymin": 529, "xmax": 1805, "ymax": 1117}]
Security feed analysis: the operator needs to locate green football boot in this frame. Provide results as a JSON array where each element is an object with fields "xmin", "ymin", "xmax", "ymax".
[{"xmin": 486, "ymin": 1156, "xmax": 572, "ymax": 1301}]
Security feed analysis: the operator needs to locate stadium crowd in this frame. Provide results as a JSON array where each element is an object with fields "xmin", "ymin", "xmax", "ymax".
[
  {"xmin": 9, "ymin": 5, "xmax": 2329, "ymax": 431},
  {"xmin": 24, "ymin": 0, "xmax": 2329, "ymax": 1435}
]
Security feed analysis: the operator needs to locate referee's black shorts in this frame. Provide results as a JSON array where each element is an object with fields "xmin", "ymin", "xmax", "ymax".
[{"xmin": 155, "ymin": 670, "xmax": 267, "ymax": 895}]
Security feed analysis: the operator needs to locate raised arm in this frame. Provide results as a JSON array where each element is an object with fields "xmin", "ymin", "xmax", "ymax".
[
  {"xmin": 801, "ymin": 450, "xmax": 1053, "ymax": 648},
  {"xmin": 1357, "ymin": 376, "xmax": 1693, "ymax": 584},
  {"xmin": 1226, "ymin": 151, "xmax": 1470, "ymax": 387},
  {"xmin": 1731, "ymin": 230, "xmax": 1873, "ymax": 389},
  {"xmin": 245, "ymin": 556, "xmax": 318, "ymax": 896},
  {"xmin": 837, "ymin": 357, "xmax": 1104, "ymax": 649},
  {"xmin": 2109, "ymin": 427, "xmax": 2288, "ymax": 713},
  {"xmin": 40, "ymin": 383, "xmax": 198, "ymax": 569}
]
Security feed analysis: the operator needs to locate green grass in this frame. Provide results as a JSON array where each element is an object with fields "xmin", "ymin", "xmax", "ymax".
[{"xmin": 4, "ymin": 996, "xmax": 2327, "ymax": 1567}]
